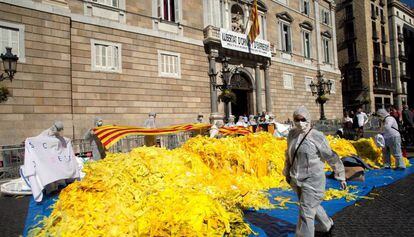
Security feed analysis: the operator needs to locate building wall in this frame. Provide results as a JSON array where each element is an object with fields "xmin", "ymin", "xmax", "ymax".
[
  {"xmin": 0, "ymin": 2, "xmax": 72, "ymax": 145},
  {"xmin": 70, "ymin": 21, "xmax": 210, "ymax": 139},
  {"xmin": 388, "ymin": 0, "xmax": 414, "ymax": 109},
  {"xmin": 0, "ymin": 0, "xmax": 342, "ymax": 144},
  {"xmin": 337, "ymin": 0, "xmax": 392, "ymax": 112}
]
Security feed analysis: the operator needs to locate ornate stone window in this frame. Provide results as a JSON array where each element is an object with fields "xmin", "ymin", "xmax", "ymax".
[
  {"xmin": 152, "ymin": 0, "xmax": 183, "ymax": 35},
  {"xmin": 283, "ymin": 73, "xmax": 294, "ymax": 90},
  {"xmin": 300, "ymin": 0, "xmax": 310, "ymax": 16},
  {"xmin": 158, "ymin": 50, "xmax": 181, "ymax": 79},
  {"xmin": 203, "ymin": 0, "xmax": 225, "ymax": 28},
  {"xmin": 300, "ymin": 21, "xmax": 313, "ymax": 59},
  {"xmin": 277, "ymin": 12, "xmax": 293, "ymax": 53},
  {"xmin": 157, "ymin": 0, "xmax": 180, "ymax": 22},
  {"xmin": 91, "ymin": 39, "xmax": 122, "ymax": 73}
]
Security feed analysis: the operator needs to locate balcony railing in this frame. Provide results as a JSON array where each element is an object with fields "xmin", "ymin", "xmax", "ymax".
[
  {"xmin": 374, "ymin": 80, "xmax": 395, "ymax": 92},
  {"xmin": 203, "ymin": 25, "xmax": 221, "ymax": 44},
  {"xmin": 399, "ymin": 50, "xmax": 408, "ymax": 61},
  {"xmin": 398, "ymin": 33, "xmax": 404, "ymax": 42},
  {"xmin": 380, "ymin": 14, "xmax": 386, "ymax": 24},
  {"xmin": 400, "ymin": 69, "xmax": 410, "ymax": 81}
]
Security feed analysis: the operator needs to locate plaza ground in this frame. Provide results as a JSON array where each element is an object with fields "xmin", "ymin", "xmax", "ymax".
[{"xmin": 1, "ymin": 154, "xmax": 413, "ymax": 237}]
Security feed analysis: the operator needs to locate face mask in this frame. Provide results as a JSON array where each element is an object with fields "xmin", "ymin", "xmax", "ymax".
[
  {"xmin": 97, "ymin": 121, "xmax": 103, "ymax": 127},
  {"xmin": 295, "ymin": 121, "xmax": 310, "ymax": 132}
]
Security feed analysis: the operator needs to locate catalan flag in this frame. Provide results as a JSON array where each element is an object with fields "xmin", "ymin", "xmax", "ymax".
[
  {"xmin": 93, "ymin": 123, "xmax": 211, "ymax": 149},
  {"xmin": 248, "ymin": 0, "xmax": 260, "ymax": 42},
  {"xmin": 219, "ymin": 126, "xmax": 251, "ymax": 136}
]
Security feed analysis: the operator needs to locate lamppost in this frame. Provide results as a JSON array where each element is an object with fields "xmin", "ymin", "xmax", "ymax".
[
  {"xmin": 208, "ymin": 57, "xmax": 240, "ymax": 121},
  {"xmin": 309, "ymin": 70, "xmax": 332, "ymax": 120},
  {"xmin": 0, "ymin": 47, "xmax": 19, "ymax": 82}
]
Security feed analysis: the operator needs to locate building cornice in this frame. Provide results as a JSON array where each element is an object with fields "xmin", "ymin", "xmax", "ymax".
[
  {"xmin": 388, "ymin": 0, "xmax": 414, "ymax": 18},
  {"xmin": 271, "ymin": 57, "xmax": 341, "ymax": 75}
]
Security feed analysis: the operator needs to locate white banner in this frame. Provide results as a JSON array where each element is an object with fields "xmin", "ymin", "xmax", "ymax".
[{"xmin": 220, "ymin": 29, "xmax": 271, "ymax": 58}]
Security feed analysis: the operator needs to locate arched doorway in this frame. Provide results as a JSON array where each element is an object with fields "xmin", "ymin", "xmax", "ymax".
[{"xmin": 229, "ymin": 70, "xmax": 254, "ymax": 118}]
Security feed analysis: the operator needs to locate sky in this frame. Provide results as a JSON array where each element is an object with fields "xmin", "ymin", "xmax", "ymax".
[{"xmin": 401, "ymin": 0, "xmax": 414, "ymax": 8}]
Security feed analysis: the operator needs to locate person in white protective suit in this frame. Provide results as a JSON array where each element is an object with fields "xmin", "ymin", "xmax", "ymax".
[
  {"xmin": 283, "ymin": 106, "xmax": 347, "ymax": 237},
  {"xmin": 210, "ymin": 120, "xmax": 224, "ymax": 138},
  {"xmin": 236, "ymin": 115, "xmax": 248, "ymax": 127},
  {"xmin": 41, "ymin": 120, "xmax": 64, "ymax": 137},
  {"xmin": 144, "ymin": 112, "xmax": 156, "ymax": 128},
  {"xmin": 377, "ymin": 108, "xmax": 405, "ymax": 170},
  {"xmin": 225, "ymin": 115, "xmax": 236, "ymax": 127},
  {"xmin": 248, "ymin": 115, "xmax": 257, "ymax": 126},
  {"xmin": 83, "ymin": 117, "xmax": 106, "ymax": 160}
]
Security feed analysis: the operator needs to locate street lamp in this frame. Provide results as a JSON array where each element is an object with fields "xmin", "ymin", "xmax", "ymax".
[
  {"xmin": 0, "ymin": 47, "xmax": 19, "ymax": 82},
  {"xmin": 309, "ymin": 70, "xmax": 332, "ymax": 120},
  {"xmin": 208, "ymin": 57, "xmax": 241, "ymax": 121}
]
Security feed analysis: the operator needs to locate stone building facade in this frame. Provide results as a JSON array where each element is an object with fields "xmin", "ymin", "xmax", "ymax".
[
  {"xmin": 387, "ymin": 0, "xmax": 414, "ymax": 109},
  {"xmin": 336, "ymin": 0, "xmax": 393, "ymax": 112},
  {"xmin": 0, "ymin": 0, "xmax": 342, "ymax": 145}
]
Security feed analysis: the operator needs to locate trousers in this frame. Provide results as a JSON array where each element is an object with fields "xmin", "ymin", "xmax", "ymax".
[
  {"xmin": 384, "ymin": 136, "xmax": 405, "ymax": 168},
  {"xmin": 291, "ymin": 175, "xmax": 333, "ymax": 237}
]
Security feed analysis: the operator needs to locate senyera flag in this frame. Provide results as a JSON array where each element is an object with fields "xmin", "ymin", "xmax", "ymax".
[
  {"xmin": 93, "ymin": 123, "xmax": 211, "ymax": 149},
  {"xmin": 219, "ymin": 126, "xmax": 251, "ymax": 136},
  {"xmin": 248, "ymin": 0, "xmax": 260, "ymax": 42}
]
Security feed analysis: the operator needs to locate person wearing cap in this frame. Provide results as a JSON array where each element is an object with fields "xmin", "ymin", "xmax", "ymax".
[
  {"xmin": 225, "ymin": 115, "xmax": 236, "ymax": 127},
  {"xmin": 284, "ymin": 106, "xmax": 346, "ymax": 237},
  {"xmin": 144, "ymin": 112, "xmax": 157, "ymax": 128},
  {"xmin": 377, "ymin": 108, "xmax": 405, "ymax": 170},
  {"xmin": 83, "ymin": 117, "xmax": 106, "ymax": 161},
  {"xmin": 236, "ymin": 115, "xmax": 247, "ymax": 127},
  {"xmin": 210, "ymin": 120, "xmax": 224, "ymax": 138},
  {"xmin": 196, "ymin": 114, "xmax": 204, "ymax": 123}
]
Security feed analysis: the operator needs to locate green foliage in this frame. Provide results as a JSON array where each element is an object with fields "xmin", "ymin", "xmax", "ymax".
[
  {"xmin": 218, "ymin": 89, "xmax": 237, "ymax": 104},
  {"xmin": 0, "ymin": 85, "xmax": 10, "ymax": 103}
]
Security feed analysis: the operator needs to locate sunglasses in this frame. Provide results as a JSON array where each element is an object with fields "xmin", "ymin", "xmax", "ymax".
[{"xmin": 294, "ymin": 118, "xmax": 307, "ymax": 122}]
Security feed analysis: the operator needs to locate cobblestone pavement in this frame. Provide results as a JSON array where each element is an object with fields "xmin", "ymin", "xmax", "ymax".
[
  {"xmin": 0, "ymin": 195, "xmax": 30, "ymax": 237},
  {"xmin": 331, "ymin": 173, "xmax": 414, "ymax": 237}
]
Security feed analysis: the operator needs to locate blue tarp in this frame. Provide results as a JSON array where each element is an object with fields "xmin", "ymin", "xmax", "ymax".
[
  {"xmin": 23, "ymin": 160, "xmax": 414, "ymax": 237},
  {"xmin": 246, "ymin": 159, "xmax": 414, "ymax": 236}
]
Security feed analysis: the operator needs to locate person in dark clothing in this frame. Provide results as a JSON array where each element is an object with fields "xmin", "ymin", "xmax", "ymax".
[{"xmin": 402, "ymin": 105, "xmax": 414, "ymax": 145}]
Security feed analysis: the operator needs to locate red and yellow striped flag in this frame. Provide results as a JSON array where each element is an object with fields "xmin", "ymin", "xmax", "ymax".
[
  {"xmin": 93, "ymin": 123, "xmax": 211, "ymax": 149},
  {"xmin": 248, "ymin": 0, "xmax": 260, "ymax": 42}
]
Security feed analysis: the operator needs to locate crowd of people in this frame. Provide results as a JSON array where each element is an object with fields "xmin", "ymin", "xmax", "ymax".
[
  {"xmin": 341, "ymin": 105, "xmax": 414, "ymax": 146},
  {"xmin": 209, "ymin": 112, "xmax": 292, "ymax": 138}
]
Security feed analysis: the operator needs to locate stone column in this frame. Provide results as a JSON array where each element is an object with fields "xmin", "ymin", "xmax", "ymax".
[
  {"xmin": 263, "ymin": 62, "xmax": 272, "ymax": 113},
  {"xmin": 330, "ymin": 3, "xmax": 338, "ymax": 69},
  {"xmin": 314, "ymin": 0, "xmax": 323, "ymax": 67},
  {"xmin": 255, "ymin": 64, "xmax": 263, "ymax": 114},
  {"xmin": 208, "ymin": 49, "xmax": 219, "ymax": 114},
  {"xmin": 208, "ymin": 49, "xmax": 224, "ymax": 123}
]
